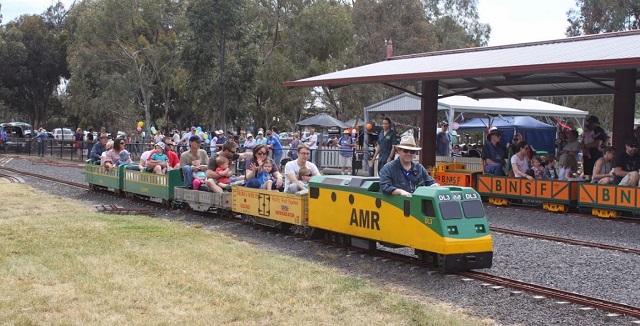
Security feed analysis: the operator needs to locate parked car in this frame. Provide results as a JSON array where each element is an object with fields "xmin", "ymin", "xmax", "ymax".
[
  {"xmin": 1, "ymin": 122, "xmax": 32, "ymax": 152},
  {"xmin": 52, "ymin": 128, "xmax": 74, "ymax": 140}
]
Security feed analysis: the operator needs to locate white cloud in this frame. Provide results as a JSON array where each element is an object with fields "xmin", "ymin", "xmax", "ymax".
[{"xmin": 479, "ymin": 0, "xmax": 576, "ymax": 46}]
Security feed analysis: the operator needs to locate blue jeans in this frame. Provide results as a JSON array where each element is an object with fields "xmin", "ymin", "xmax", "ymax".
[
  {"xmin": 245, "ymin": 178, "xmax": 261, "ymax": 188},
  {"xmin": 485, "ymin": 163, "xmax": 505, "ymax": 176},
  {"xmin": 273, "ymin": 153, "xmax": 283, "ymax": 166},
  {"xmin": 182, "ymin": 165, "xmax": 194, "ymax": 188},
  {"xmin": 37, "ymin": 141, "xmax": 45, "ymax": 156}
]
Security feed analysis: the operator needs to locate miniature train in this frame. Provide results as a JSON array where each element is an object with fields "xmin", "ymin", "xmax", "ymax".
[
  {"xmin": 429, "ymin": 161, "xmax": 640, "ymax": 218},
  {"xmin": 84, "ymin": 164, "xmax": 493, "ymax": 273}
]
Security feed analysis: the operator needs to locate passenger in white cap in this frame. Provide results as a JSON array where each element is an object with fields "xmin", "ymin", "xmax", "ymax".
[
  {"xmin": 149, "ymin": 142, "xmax": 169, "ymax": 174},
  {"xmin": 215, "ymin": 130, "xmax": 227, "ymax": 152},
  {"xmin": 255, "ymin": 130, "xmax": 267, "ymax": 145},
  {"xmin": 244, "ymin": 133, "xmax": 256, "ymax": 153}
]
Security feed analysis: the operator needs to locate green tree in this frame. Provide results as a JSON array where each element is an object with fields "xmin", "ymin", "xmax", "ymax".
[
  {"xmin": 183, "ymin": 0, "xmax": 255, "ymax": 132},
  {"xmin": 67, "ymin": 0, "xmax": 185, "ymax": 135},
  {"xmin": 567, "ymin": 0, "xmax": 640, "ymax": 36},
  {"xmin": 0, "ymin": 14, "xmax": 68, "ymax": 128},
  {"xmin": 565, "ymin": 0, "xmax": 640, "ymax": 122}
]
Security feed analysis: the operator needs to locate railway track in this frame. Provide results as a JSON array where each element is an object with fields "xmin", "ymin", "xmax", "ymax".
[
  {"xmin": 0, "ymin": 172, "xmax": 23, "ymax": 183},
  {"xmin": 459, "ymin": 271, "xmax": 640, "ymax": 319},
  {"xmin": 493, "ymin": 203, "xmax": 640, "ymax": 224},
  {"xmin": 0, "ymin": 165, "xmax": 88, "ymax": 189},
  {"xmin": 3, "ymin": 164, "xmax": 640, "ymax": 320},
  {"xmin": 490, "ymin": 226, "xmax": 640, "ymax": 256},
  {"xmin": 372, "ymin": 248, "xmax": 640, "ymax": 319}
]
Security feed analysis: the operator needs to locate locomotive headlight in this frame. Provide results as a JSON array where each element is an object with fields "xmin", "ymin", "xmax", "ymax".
[
  {"xmin": 475, "ymin": 224, "xmax": 486, "ymax": 233},
  {"xmin": 447, "ymin": 226, "xmax": 458, "ymax": 235}
]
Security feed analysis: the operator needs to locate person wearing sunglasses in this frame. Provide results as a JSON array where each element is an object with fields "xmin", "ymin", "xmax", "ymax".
[
  {"xmin": 284, "ymin": 143, "xmax": 320, "ymax": 192},
  {"xmin": 244, "ymin": 144, "xmax": 283, "ymax": 189},
  {"xmin": 379, "ymin": 136, "xmax": 438, "ymax": 197},
  {"xmin": 613, "ymin": 137, "xmax": 640, "ymax": 186}
]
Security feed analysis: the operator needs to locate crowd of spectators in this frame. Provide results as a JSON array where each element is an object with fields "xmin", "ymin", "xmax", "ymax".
[{"xmin": 464, "ymin": 115, "xmax": 640, "ymax": 187}]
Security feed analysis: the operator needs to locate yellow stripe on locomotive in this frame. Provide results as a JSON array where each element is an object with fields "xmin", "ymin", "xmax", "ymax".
[{"xmin": 307, "ymin": 176, "xmax": 492, "ymax": 271}]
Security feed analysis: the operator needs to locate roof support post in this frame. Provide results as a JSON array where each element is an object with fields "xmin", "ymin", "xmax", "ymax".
[
  {"xmin": 420, "ymin": 80, "xmax": 439, "ymax": 168},
  {"xmin": 612, "ymin": 69, "xmax": 636, "ymax": 151}
]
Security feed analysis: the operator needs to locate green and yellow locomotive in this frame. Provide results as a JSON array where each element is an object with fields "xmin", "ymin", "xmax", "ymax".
[{"xmin": 307, "ymin": 176, "xmax": 493, "ymax": 272}]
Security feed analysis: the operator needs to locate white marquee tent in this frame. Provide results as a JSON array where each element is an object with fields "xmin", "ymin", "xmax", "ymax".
[{"xmin": 364, "ymin": 93, "xmax": 589, "ymax": 124}]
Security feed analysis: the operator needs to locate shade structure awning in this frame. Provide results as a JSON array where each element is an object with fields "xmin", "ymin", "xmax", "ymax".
[
  {"xmin": 283, "ymin": 30, "xmax": 640, "ymax": 99},
  {"xmin": 296, "ymin": 113, "xmax": 350, "ymax": 128},
  {"xmin": 364, "ymin": 93, "xmax": 588, "ymax": 119}
]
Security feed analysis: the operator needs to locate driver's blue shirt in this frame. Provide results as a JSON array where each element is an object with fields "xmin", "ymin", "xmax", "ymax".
[{"xmin": 379, "ymin": 159, "xmax": 436, "ymax": 195}]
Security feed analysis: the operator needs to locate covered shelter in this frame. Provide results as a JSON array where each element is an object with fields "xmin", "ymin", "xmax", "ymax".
[
  {"xmin": 457, "ymin": 116, "xmax": 557, "ymax": 153},
  {"xmin": 284, "ymin": 30, "xmax": 640, "ymax": 167},
  {"xmin": 297, "ymin": 113, "xmax": 349, "ymax": 128}
]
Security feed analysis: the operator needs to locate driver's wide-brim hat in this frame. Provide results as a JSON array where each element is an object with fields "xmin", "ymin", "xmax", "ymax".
[{"xmin": 395, "ymin": 135, "xmax": 421, "ymax": 151}]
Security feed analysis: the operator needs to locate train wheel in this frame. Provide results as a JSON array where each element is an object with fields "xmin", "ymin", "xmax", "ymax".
[{"xmin": 416, "ymin": 250, "xmax": 438, "ymax": 269}]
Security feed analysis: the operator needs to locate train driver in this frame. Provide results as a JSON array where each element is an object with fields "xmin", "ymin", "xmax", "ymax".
[{"xmin": 379, "ymin": 136, "xmax": 438, "ymax": 197}]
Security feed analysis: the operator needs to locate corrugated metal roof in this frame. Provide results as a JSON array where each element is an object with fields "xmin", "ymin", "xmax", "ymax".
[
  {"xmin": 365, "ymin": 93, "xmax": 588, "ymax": 119},
  {"xmin": 283, "ymin": 30, "xmax": 640, "ymax": 99}
]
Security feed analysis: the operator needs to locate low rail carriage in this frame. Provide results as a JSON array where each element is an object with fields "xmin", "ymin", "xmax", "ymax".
[
  {"xmin": 84, "ymin": 163, "xmax": 493, "ymax": 273},
  {"xmin": 426, "ymin": 161, "xmax": 640, "ymax": 218},
  {"xmin": 476, "ymin": 175, "xmax": 580, "ymax": 213}
]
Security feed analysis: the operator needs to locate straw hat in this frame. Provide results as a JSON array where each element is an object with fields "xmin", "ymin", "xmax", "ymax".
[{"xmin": 395, "ymin": 136, "xmax": 421, "ymax": 151}]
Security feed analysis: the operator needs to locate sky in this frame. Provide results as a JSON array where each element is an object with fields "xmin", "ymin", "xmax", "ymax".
[
  {"xmin": 3, "ymin": 0, "xmax": 578, "ymax": 47},
  {"xmin": 478, "ymin": 0, "xmax": 578, "ymax": 46}
]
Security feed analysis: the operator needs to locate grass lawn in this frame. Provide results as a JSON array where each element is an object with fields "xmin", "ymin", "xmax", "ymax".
[{"xmin": 0, "ymin": 184, "xmax": 491, "ymax": 325}]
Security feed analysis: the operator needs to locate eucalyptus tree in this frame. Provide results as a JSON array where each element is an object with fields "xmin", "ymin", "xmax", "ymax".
[
  {"xmin": 565, "ymin": 0, "xmax": 640, "ymax": 122},
  {"xmin": 0, "ymin": 14, "xmax": 68, "ymax": 128},
  {"xmin": 182, "ymin": 0, "xmax": 257, "ymax": 132},
  {"xmin": 67, "ymin": 0, "xmax": 185, "ymax": 135},
  {"xmin": 567, "ymin": 0, "xmax": 640, "ymax": 35}
]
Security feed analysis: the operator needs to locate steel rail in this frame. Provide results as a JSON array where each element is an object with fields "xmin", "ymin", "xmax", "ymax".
[
  {"xmin": 491, "ymin": 227, "xmax": 640, "ymax": 255},
  {"xmin": 0, "ymin": 173, "xmax": 22, "ymax": 183},
  {"xmin": 0, "ymin": 165, "xmax": 89, "ymax": 189},
  {"xmin": 460, "ymin": 271, "xmax": 640, "ymax": 318}
]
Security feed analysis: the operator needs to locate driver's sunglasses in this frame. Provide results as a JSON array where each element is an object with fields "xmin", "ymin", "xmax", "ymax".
[{"xmin": 401, "ymin": 149, "xmax": 416, "ymax": 154}]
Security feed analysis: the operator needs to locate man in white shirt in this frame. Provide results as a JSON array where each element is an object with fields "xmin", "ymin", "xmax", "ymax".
[{"xmin": 284, "ymin": 144, "xmax": 320, "ymax": 193}]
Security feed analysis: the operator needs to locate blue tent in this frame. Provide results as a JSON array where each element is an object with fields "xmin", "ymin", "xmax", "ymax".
[{"xmin": 457, "ymin": 116, "xmax": 556, "ymax": 153}]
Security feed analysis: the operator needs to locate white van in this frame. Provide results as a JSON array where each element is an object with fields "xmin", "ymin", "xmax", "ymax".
[{"xmin": 52, "ymin": 128, "xmax": 74, "ymax": 140}]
